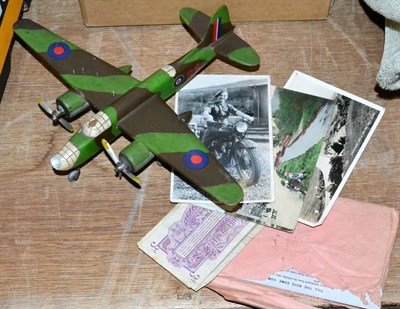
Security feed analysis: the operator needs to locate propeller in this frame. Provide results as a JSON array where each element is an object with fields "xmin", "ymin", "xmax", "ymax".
[
  {"xmin": 101, "ymin": 139, "xmax": 141, "ymax": 185},
  {"xmin": 38, "ymin": 98, "xmax": 74, "ymax": 133}
]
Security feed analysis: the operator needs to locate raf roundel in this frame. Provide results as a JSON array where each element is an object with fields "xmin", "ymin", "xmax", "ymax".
[
  {"xmin": 184, "ymin": 150, "xmax": 209, "ymax": 170},
  {"xmin": 48, "ymin": 42, "xmax": 71, "ymax": 60},
  {"xmin": 174, "ymin": 75, "xmax": 185, "ymax": 87}
]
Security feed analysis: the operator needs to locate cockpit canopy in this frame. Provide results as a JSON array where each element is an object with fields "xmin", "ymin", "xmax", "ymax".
[{"xmin": 80, "ymin": 111, "xmax": 112, "ymax": 138}]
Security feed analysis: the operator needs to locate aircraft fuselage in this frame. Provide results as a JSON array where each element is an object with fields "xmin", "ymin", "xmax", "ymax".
[{"xmin": 51, "ymin": 46, "xmax": 218, "ymax": 173}]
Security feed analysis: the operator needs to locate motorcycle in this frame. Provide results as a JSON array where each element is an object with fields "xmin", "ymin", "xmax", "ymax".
[{"xmin": 200, "ymin": 119, "xmax": 261, "ymax": 187}]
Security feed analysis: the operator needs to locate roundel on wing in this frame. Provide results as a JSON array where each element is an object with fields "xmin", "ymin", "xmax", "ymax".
[
  {"xmin": 174, "ymin": 75, "xmax": 185, "ymax": 87},
  {"xmin": 48, "ymin": 42, "xmax": 71, "ymax": 60},
  {"xmin": 184, "ymin": 150, "xmax": 209, "ymax": 170}
]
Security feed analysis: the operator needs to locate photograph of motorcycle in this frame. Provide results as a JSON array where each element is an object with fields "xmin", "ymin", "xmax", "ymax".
[
  {"xmin": 171, "ymin": 75, "xmax": 273, "ymax": 204},
  {"xmin": 200, "ymin": 89, "xmax": 260, "ymax": 187}
]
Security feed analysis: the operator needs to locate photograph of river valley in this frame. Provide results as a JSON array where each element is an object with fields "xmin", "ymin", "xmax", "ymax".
[{"xmin": 272, "ymin": 87, "xmax": 382, "ymax": 225}]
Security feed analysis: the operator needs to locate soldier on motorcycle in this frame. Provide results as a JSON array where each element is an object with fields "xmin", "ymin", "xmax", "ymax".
[
  {"xmin": 201, "ymin": 88, "xmax": 254, "ymax": 148},
  {"xmin": 201, "ymin": 88, "xmax": 261, "ymax": 187}
]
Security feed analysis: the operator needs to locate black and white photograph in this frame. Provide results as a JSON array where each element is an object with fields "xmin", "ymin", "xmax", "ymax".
[
  {"xmin": 170, "ymin": 75, "xmax": 273, "ymax": 204},
  {"xmin": 231, "ymin": 202, "xmax": 281, "ymax": 230}
]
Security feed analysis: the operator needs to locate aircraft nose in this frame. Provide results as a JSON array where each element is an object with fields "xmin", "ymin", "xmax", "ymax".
[
  {"xmin": 51, "ymin": 154, "xmax": 62, "ymax": 170},
  {"xmin": 50, "ymin": 141, "xmax": 80, "ymax": 171}
]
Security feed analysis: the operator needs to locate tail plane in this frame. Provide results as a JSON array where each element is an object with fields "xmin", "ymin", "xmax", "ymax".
[{"xmin": 180, "ymin": 5, "xmax": 260, "ymax": 70}]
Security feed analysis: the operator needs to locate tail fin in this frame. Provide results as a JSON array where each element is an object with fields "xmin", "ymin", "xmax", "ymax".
[
  {"xmin": 180, "ymin": 6, "xmax": 234, "ymax": 44},
  {"xmin": 202, "ymin": 5, "xmax": 235, "ymax": 45},
  {"xmin": 180, "ymin": 6, "xmax": 260, "ymax": 70}
]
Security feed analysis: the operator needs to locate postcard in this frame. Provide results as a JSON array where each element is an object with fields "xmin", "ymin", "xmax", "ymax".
[
  {"xmin": 170, "ymin": 74, "xmax": 274, "ymax": 204},
  {"xmin": 168, "ymin": 72, "xmax": 384, "ymax": 232},
  {"xmin": 283, "ymin": 71, "xmax": 385, "ymax": 226},
  {"xmin": 214, "ymin": 85, "xmax": 346, "ymax": 232}
]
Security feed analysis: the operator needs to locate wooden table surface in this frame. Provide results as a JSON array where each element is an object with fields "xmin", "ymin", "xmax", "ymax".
[{"xmin": 0, "ymin": 0, "xmax": 399, "ymax": 308}]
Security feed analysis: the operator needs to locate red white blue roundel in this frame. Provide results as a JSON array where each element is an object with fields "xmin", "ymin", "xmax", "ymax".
[
  {"xmin": 48, "ymin": 42, "xmax": 71, "ymax": 60},
  {"xmin": 184, "ymin": 150, "xmax": 209, "ymax": 170},
  {"xmin": 174, "ymin": 75, "xmax": 185, "ymax": 87}
]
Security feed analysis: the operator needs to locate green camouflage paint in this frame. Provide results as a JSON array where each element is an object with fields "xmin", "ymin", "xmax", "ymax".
[
  {"xmin": 14, "ymin": 19, "xmax": 141, "ymax": 112},
  {"xmin": 104, "ymin": 106, "xmax": 122, "ymax": 136},
  {"xmin": 119, "ymin": 140, "xmax": 153, "ymax": 172},
  {"xmin": 210, "ymin": 6, "xmax": 231, "ymax": 24},
  {"xmin": 134, "ymin": 132, "xmax": 209, "ymax": 155},
  {"xmin": 138, "ymin": 70, "xmax": 175, "ymax": 99},
  {"xmin": 57, "ymin": 90, "xmax": 86, "ymax": 117},
  {"xmin": 228, "ymin": 47, "xmax": 260, "ymax": 67},
  {"xmin": 13, "ymin": 29, "xmax": 79, "ymax": 54},
  {"xmin": 204, "ymin": 183, "xmax": 244, "ymax": 206},
  {"xmin": 179, "ymin": 7, "xmax": 198, "ymax": 25},
  {"xmin": 62, "ymin": 74, "xmax": 138, "ymax": 95},
  {"xmin": 179, "ymin": 47, "xmax": 216, "ymax": 65},
  {"xmin": 14, "ymin": 5, "xmax": 261, "ymax": 207}
]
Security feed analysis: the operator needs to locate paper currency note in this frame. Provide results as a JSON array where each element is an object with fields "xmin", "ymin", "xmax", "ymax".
[{"xmin": 138, "ymin": 203, "xmax": 260, "ymax": 291}]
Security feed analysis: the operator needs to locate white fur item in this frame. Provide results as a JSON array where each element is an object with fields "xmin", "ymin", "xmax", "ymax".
[{"xmin": 363, "ymin": 0, "xmax": 400, "ymax": 90}]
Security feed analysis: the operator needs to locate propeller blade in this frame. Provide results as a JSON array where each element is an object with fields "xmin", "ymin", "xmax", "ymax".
[
  {"xmin": 101, "ymin": 139, "xmax": 141, "ymax": 185},
  {"xmin": 124, "ymin": 169, "xmax": 141, "ymax": 185},
  {"xmin": 38, "ymin": 98, "xmax": 74, "ymax": 133},
  {"xmin": 101, "ymin": 139, "xmax": 119, "ymax": 164},
  {"xmin": 38, "ymin": 100, "xmax": 54, "ymax": 116},
  {"xmin": 59, "ymin": 118, "xmax": 74, "ymax": 133}
]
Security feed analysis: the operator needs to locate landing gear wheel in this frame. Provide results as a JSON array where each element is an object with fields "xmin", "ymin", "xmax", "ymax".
[{"xmin": 68, "ymin": 169, "xmax": 80, "ymax": 182}]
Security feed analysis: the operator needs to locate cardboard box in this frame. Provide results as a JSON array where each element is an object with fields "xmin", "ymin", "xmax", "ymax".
[{"xmin": 79, "ymin": 0, "xmax": 334, "ymax": 27}]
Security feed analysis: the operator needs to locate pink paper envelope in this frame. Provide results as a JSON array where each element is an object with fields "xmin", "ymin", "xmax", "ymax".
[{"xmin": 209, "ymin": 197, "xmax": 399, "ymax": 308}]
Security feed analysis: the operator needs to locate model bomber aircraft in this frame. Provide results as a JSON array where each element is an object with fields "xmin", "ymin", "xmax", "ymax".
[{"xmin": 13, "ymin": 5, "xmax": 260, "ymax": 210}]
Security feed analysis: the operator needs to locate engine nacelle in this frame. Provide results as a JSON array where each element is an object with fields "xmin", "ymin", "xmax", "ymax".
[
  {"xmin": 119, "ymin": 140, "xmax": 154, "ymax": 173},
  {"xmin": 56, "ymin": 89, "xmax": 91, "ymax": 119}
]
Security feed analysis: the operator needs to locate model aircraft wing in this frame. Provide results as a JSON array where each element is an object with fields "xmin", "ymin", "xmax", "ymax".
[
  {"xmin": 117, "ymin": 95, "xmax": 244, "ymax": 209},
  {"xmin": 14, "ymin": 19, "xmax": 140, "ymax": 111}
]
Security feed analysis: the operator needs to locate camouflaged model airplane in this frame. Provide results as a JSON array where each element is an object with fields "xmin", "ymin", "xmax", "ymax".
[{"xmin": 13, "ymin": 5, "xmax": 260, "ymax": 210}]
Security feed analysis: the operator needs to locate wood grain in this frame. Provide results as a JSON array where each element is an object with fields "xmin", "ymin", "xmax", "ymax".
[{"xmin": 0, "ymin": 0, "xmax": 398, "ymax": 308}]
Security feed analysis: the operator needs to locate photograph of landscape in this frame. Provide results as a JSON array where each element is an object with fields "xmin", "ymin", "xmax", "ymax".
[{"xmin": 273, "ymin": 71, "xmax": 384, "ymax": 226}]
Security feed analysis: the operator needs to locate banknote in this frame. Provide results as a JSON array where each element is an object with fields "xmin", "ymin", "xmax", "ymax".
[{"xmin": 138, "ymin": 203, "xmax": 261, "ymax": 291}]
